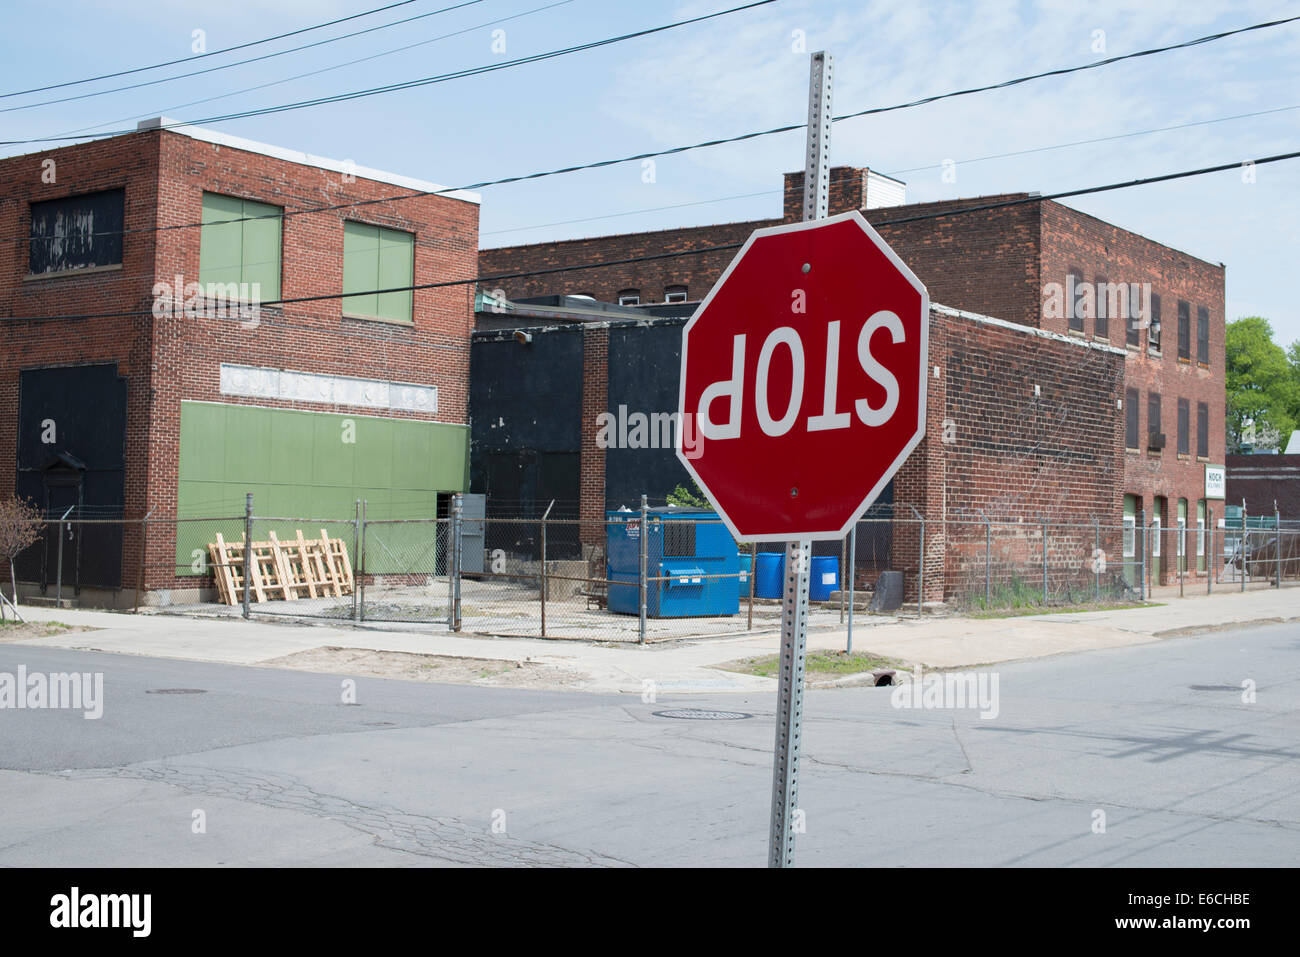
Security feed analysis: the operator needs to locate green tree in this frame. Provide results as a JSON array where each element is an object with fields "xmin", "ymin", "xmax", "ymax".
[
  {"xmin": 1225, "ymin": 316, "xmax": 1298, "ymax": 452},
  {"xmin": 666, "ymin": 477, "xmax": 711, "ymax": 508}
]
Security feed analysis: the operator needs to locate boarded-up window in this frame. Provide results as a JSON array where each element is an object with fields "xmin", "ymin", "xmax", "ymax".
[
  {"xmin": 1095, "ymin": 276, "xmax": 1110, "ymax": 339},
  {"xmin": 1197, "ymin": 401, "xmax": 1209, "ymax": 457},
  {"xmin": 1149, "ymin": 293, "xmax": 1162, "ymax": 352},
  {"xmin": 1126, "ymin": 388, "xmax": 1139, "ymax": 449},
  {"xmin": 1178, "ymin": 398, "xmax": 1189, "ymax": 455},
  {"xmin": 1197, "ymin": 306, "xmax": 1209, "ymax": 365},
  {"xmin": 1177, "ymin": 300, "xmax": 1190, "ymax": 360},
  {"xmin": 1068, "ymin": 268, "xmax": 1086, "ymax": 331},
  {"xmin": 28, "ymin": 189, "xmax": 124, "ymax": 275},
  {"xmin": 199, "ymin": 192, "xmax": 282, "ymax": 301},
  {"xmin": 1147, "ymin": 392, "xmax": 1161, "ymax": 447},
  {"xmin": 343, "ymin": 221, "xmax": 414, "ymax": 323}
]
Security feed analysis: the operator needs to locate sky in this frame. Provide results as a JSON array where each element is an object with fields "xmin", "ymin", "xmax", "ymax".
[{"xmin": 3, "ymin": 0, "xmax": 1298, "ymax": 343}]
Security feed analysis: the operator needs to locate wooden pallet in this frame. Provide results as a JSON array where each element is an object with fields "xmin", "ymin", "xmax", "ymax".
[{"xmin": 208, "ymin": 530, "xmax": 354, "ymax": 606}]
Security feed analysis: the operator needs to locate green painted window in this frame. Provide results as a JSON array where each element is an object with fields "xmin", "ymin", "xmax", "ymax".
[
  {"xmin": 343, "ymin": 221, "xmax": 414, "ymax": 323},
  {"xmin": 199, "ymin": 193, "xmax": 282, "ymax": 300}
]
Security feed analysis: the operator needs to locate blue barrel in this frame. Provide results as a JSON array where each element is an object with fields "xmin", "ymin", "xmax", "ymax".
[
  {"xmin": 809, "ymin": 556, "xmax": 839, "ymax": 601},
  {"xmin": 755, "ymin": 552, "xmax": 784, "ymax": 598}
]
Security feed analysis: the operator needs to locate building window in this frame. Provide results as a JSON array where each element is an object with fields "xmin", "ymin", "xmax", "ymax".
[
  {"xmin": 1124, "ymin": 283, "xmax": 1141, "ymax": 347},
  {"xmin": 1197, "ymin": 499, "xmax": 1207, "ymax": 571},
  {"xmin": 618, "ymin": 289, "xmax": 640, "ymax": 306},
  {"xmin": 1068, "ymin": 268, "xmax": 1086, "ymax": 332},
  {"xmin": 200, "ymin": 192, "xmax": 282, "ymax": 300},
  {"xmin": 664, "ymin": 285, "xmax": 688, "ymax": 303},
  {"xmin": 1177, "ymin": 300, "xmax": 1190, "ymax": 361},
  {"xmin": 1148, "ymin": 293, "xmax": 1162, "ymax": 352},
  {"xmin": 1197, "ymin": 306, "xmax": 1209, "ymax": 365},
  {"xmin": 1197, "ymin": 401, "xmax": 1209, "ymax": 457},
  {"xmin": 28, "ymin": 189, "xmax": 124, "ymax": 275},
  {"xmin": 342, "ymin": 220, "xmax": 414, "ymax": 323},
  {"xmin": 1125, "ymin": 388, "xmax": 1139, "ymax": 450},
  {"xmin": 1177, "ymin": 397, "xmax": 1189, "ymax": 455},
  {"xmin": 1147, "ymin": 392, "xmax": 1162, "ymax": 450},
  {"xmin": 1123, "ymin": 514, "xmax": 1136, "ymax": 558},
  {"xmin": 1152, "ymin": 515, "xmax": 1162, "ymax": 557},
  {"xmin": 1177, "ymin": 499, "xmax": 1187, "ymax": 569},
  {"xmin": 1095, "ymin": 276, "xmax": 1109, "ymax": 338}
]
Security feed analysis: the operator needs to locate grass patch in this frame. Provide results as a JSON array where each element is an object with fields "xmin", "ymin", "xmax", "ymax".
[
  {"xmin": 723, "ymin": 649, "xmax": 906, "ymax": 679},
  {"xmin": 967, "ymin": 601, "xmax": 1164, "ymax": 620}
]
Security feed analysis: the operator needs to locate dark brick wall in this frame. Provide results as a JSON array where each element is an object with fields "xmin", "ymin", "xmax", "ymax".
[{"xmin": 1226, "ymin": 454, "xmax": 1300, "ymax": 519}]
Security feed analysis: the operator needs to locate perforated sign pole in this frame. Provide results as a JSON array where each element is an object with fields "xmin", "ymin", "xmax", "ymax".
[{"xmin": 768, "ymin": 49, "xmax": 833, "ymax": 870}]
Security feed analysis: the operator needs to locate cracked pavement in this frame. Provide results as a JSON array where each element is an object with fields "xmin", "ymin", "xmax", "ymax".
[{"xmin": 1, "ymin": 620, "xmax": 1297, "ymax": 866}]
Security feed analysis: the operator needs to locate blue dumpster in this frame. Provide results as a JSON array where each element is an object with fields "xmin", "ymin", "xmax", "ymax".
[
  {"xmin": 809, "ymin": 555, "xmax": 839, "ymax": 601},
  {"xmin": 755, "ymin": 552, "xmax": 784, "ymax": 598},
  {"xmin": 606, "ymin": 507, "xmax": 740, "ymax": 617}
]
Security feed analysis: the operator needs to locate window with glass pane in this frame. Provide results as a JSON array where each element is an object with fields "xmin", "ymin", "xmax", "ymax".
[
  {"xmin": 342, "ymin": 221, "xmax": 414, "ymax": 323},
  {"xmin": 199, "ymin": 193, "xmax": 282, "ymax": 300}
]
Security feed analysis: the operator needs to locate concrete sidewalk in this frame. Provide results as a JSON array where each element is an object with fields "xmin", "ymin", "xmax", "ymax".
[{"xmin": 8, "ymin": 586, "xmax": 1300, "ymax": 694}]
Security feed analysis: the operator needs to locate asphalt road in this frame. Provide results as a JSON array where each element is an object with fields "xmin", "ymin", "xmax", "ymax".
[{"xmin": 1, "ymin": 621, "xmax": 1296, "ymax": 867}]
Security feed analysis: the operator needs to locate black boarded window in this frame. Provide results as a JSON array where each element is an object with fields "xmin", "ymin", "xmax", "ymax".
[
  {"xmin": 1178, "ymin": 398, "xmax": 1190, "ymax": 455},
  {"xmin": 28, "ymin": 189, "xmax": 124, "ymax": 275},
  {"xmin": 1126, "ymin": 388, "xmax": 1139, "ymax": 449},
  {"xmin": 1197, "ymin": 306, "xmax": 1210, "ymax": 365},
  {"xmin": 1198, "ymin": 402, "xmax": 1209, "ymax": 457}
]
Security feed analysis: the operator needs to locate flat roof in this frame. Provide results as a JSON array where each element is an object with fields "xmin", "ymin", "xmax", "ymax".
[{"xmin": 138, "ymin": 117, "xmax": 480, "ymax": 205}]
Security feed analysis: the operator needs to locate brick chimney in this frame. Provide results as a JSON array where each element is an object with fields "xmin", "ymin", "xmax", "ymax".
[{"xmin": 782, "ymin": 166, "xmax": 906, "ymax": 222}]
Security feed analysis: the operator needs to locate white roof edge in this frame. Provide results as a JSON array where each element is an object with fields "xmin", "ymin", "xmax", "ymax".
[
  {"xmin": 138, "ymin": 117, "xmax": 481, "ymax": 205},
  {"xmin": 932, "ymin": 302, "xmax": 1129, "ymax": 356}
]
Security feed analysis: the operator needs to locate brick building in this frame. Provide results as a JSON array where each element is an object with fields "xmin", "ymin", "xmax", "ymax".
[
  {"xmin": 478, "ymin": 165, "xmax": 1227, "ymax": 590},
  {"xmin": 1, "ymin": 119, "xmax": 478, "ymax": 605}
]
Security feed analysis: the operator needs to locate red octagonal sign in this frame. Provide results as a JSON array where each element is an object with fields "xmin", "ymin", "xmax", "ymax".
[{"xmin": 676, "ymin": 210, "xmax": 929, "ymax": 542}]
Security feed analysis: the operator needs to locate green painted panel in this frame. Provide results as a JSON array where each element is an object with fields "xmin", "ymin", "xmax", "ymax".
[
  {"xmin": 199, "ymin": 193, "xmax": 281, "ymax": 300},
  {"xmin": 342, "ymin": 221, "xmax": 379, "ymax": 318},
  {"xmin": 176, "ymin": 402, "xmax": 466, "ymax": 575}
]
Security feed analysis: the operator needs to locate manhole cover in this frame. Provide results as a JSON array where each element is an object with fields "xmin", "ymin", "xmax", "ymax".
[
  {"xmin": 653, "ymin": 709, "xmax": 752, "ymax": 720},
  {"xmin": 146, "ymin": 688, "xmax": 208, "ymax": 695},
  {"xmin": 1189, "ymin": 684, "xmax": 1239, "ymax": 691}
]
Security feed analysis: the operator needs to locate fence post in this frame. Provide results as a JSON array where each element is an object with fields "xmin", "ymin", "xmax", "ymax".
[
  {"xmin": 839, "ymin": 536, "xmax": 846, "ymax": 624},
  {"xmin": 352, "ymin": 499, "xmax": 361, "ymax": 625},
  {"xmin": 359, "ymin": 499, "xmax": 368, "ymax": 621},
  {"xmin": 1137, "ymin": 509, "xmax": 1146, "ymax": 601},
  {"xmin": 55, "ymin": 507, "xmax": 71, "ymax": 607},
  {"xmin": 240, "ymin": 494, "xmax": 253, "ymax": 619},
  {"xmin": 134, "ymin": 510, "xmax": 150, "ymax": 614},
  {"xmin": 748, "ymin": 541, "xmax": 756, "ymax": 632},
  {"xmin": 639, "ymin": 495, "xmax": 648, "ymax": 645},
  {"xmin": 1242, "ymin": 499, "xmax": 1247, "ymax": 592},
  {"xmin": 452, "ymin": 494, "xmax": 462, "ymax": 632},
  {"xmin": 540, "ymin": 499, "xmax": 554, "ymax": 638},
  {"xmin": 1276, "ymin": 501, "xmax": 1282, "ymax": 588},
  {"xmin": 984, "ymin": 511, "xmax": 991, "ymax": 608},
  {"xmin": 1207, "ymin": 505, "xmax": 1213, "ymax": 594},
  {"xmin": 1041, "ymin": 518, "xmax": 1048, "ymax": 605},
  {"xmin": 847, "ymin": 524, "xmax": 856, "ymax": 654},
  {"xmin": 918, "ymin": 513, "xmax": 925, "ymax": 616},
  {"xmin": 1093, "ymin": 517, "xmax": 1100, "ymax": 602}
]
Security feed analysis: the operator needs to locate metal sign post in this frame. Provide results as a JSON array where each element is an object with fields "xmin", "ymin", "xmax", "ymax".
[{"xmin": 768, "ymin": 50, "xmax": 833, "ymax": 869}]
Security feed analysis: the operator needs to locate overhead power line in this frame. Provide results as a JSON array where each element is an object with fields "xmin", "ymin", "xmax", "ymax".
[
  {"xmin": 0, "ymin": 0, "xmax": 421, "ymax": 100},
  {"xmin": 4, "ymin": 11, "xmax": 1293, "ymax": 249},
  {"xmin": 0, "ymin": 0, "xmax": 487, "ymax": 115},
  {"xmin": 484, "ymin": 101, "xmax": 1300, "ymax": 240},
  {"xmin": 6, "ymin": 146, "xmax": 1295, "ymax": 324},
  {"xmin": 0, "ymin": 0, "xmax": 779, "ymax": 145},
  {"xmin": 52, "ymin": 0, "xmax": 576, "ymax": 141}
]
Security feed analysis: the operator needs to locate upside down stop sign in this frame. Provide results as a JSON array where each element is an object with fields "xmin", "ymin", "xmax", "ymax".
[{"xmin": 675, "ymin": 210, "xmax": 930, "ymax": 541}]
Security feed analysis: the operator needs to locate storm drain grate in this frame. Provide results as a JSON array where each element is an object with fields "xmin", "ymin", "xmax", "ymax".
[
  {"xmin": 146, "ymin": 688, "xmax": 208, "ymax": 695},
  {"xmin": 653, "ymin": 709, "xmax": 752, "ymax": 721}
]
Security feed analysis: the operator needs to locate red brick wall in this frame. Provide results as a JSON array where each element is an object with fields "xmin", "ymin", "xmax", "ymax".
[
  {"xmin": 1, "ymin": 128, "xmax": 479, "ymax": 594},
  {"xmin": 1040, "ymin": 201, "xmax": 1226, "ymax": 581},
  {"xmin": 0, "ymin": 136, "xmax": 162, "ymax": 591}
]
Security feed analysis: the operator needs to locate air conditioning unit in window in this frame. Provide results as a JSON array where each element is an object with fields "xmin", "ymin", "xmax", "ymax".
[{"xmin": 1148, "ymin": 432, "xmax": 1167, "ymax": 451}]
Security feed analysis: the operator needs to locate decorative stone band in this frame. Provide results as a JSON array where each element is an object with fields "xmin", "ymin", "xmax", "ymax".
[{"xmin": 219, "ymin": 363, "xmax": 437, "ymax": 413}]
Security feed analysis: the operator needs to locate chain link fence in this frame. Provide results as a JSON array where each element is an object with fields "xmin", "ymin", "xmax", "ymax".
[{"xmin": 7, "ymin": 494, "xmax": 1300, "ymax": 633}]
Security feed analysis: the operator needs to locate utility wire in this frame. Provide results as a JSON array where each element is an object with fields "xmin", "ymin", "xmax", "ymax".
[
  {"xmin": 52, "ymin": 0, "xmax": 576, "ymax": 141},
  {"xmin": 7, "ymin": 146, "xmax": 1294, "ymax": 323},
  {"xmin": 0, "ymin": 0, "xmax": 778, "ymax": 144},
  {"xmin": 4, "ymin": 11, "xmax": 1291, "ymax": 245},
  {"xmin": 0, "ymin": 0, "xmax": 421, "ymax": 100},
  {"xmin": 0, "ymin": 0, "xmax": 486, "ymax": 115},
  {"xmin": 482, "ymin": 101, "xmax": 1300, "ymax": 240}
]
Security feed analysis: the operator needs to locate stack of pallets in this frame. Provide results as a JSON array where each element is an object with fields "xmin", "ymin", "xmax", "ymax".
[{"xmin": 208, "ymin": 530, "xmax": 354, "ymax": 605}]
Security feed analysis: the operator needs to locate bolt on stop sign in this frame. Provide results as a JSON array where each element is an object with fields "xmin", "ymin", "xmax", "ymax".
[{"xmin": 676, "ymin": 210, "xmax": 929, "ymax": 542}]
